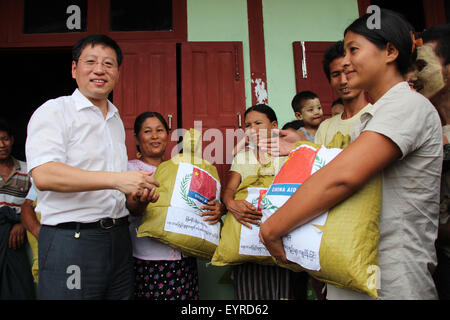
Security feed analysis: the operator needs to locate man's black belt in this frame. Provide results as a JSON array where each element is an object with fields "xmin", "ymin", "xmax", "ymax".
[{"xmin": 54, "ymin": 216, "xmax": 129, "ymax": 230}]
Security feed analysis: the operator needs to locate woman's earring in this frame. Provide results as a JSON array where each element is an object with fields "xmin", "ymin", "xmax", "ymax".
[{"xmin": 136, "ymin": 152, "xmax": 142, "ymax": 159}]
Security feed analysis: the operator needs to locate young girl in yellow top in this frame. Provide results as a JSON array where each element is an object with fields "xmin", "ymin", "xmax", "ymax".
[{"xmin": 223, "ymin": 104, "xmax": 302, "ymax": 299}]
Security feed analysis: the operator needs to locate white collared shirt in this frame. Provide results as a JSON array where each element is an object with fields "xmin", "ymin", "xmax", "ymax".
[{"xmin": 26, "ymin": 89, "xmax": 129, "ymax": 225}]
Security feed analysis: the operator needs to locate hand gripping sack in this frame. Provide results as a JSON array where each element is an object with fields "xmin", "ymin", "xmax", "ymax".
[
  {"xmin": 263, "ymin": 140, "xmax": 381, "ymax": 298},
  {"xmin": 137, "ymin": 129, "xmax": 222, "ymax": 260},
  {"xmin": 211, "ymin": 173, "xmax": 276, "ymax": 266}
]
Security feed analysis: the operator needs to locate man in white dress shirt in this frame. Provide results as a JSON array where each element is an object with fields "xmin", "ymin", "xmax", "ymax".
[{"xmin": 26, "ymin": 34, "xmax": 159, "ymax": 299}]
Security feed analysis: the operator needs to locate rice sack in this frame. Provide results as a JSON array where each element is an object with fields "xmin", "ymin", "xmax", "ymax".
[
  {"xmin": 262, "ymin": 141, "xmax": 381, "ymax": 298},
  {"xmin": 211, "ymin": 173, "xmax": 276, "ymax": 266},
  {"xmin": 137, "ymin": 129, "xmax": 222, "ymax": 260}
]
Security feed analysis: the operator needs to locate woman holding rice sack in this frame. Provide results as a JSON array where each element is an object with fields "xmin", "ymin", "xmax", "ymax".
[
  {"xmin": 259, "ymin": 9, "xmax": 442, "ymax": 300},
  {"xmin": 129, "ymin": 112, "xmax": 223, "ymax": 300},
  {"xmin": 222, "ymin": 104, "xmax": 305, "ymax": 300}
]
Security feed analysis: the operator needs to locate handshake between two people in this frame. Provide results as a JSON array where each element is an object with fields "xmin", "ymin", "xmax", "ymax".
[
  {"xmin": 121, "ymin": 170, "xmax": 160, "ymax": 204},
  {"xmin": 122, "ymin": 169, "xmax": 225, "ymax": 223}
]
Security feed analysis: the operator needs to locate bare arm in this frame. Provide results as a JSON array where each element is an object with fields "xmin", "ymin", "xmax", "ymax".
[
  {"xmin": 31, "ymin": 162, "xmax": 159, "ymax": 195},
  {"xmin": 222, "ymin": 171, "xmax": 242, "ymax": 207},
  {"xmin": 259, "ymin": 131, "xmax": 401, "ymax": 262},
  {"xmin": 20, "ymin": 199, "xmax": 41, "ymax": 239},
  {"xmin": 126, "ymin": 187, "xmax": 160, "ymax": 216},
  {"xmin": 258, "ymin": 128, "xmax": 307, "ymax": 157}
]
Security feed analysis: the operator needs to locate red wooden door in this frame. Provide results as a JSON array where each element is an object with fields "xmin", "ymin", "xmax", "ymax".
[
  {"xmin": 181, "ymin": 42, "xmax": 246, "ymax": 187},
  {"xmin": 293, "ymin": 41, "xmax": 339, "ymax": 119},
  {"xmin": 114, "ymin": 42, "xmax": 178, "ymax": 161}
]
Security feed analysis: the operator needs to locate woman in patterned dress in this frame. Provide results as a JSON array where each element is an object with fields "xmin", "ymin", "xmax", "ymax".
[{"xmin": 129, "ymin": 112, "xmax": 224, "ymax": 300}]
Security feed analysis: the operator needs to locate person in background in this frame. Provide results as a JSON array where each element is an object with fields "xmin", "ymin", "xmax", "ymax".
[
  {"xmin": 416, "ymin": 24, "xmax": 450, "ymax": 300},
  {"xmin": 25, "ymin": 34, "xmax": 159, "ymax": 300},
  {"xmin": 0, "ymin": 117, "xmax": 34, "ymax": 299},
  {"xmin": 21, "ymin": 184, "xmax": 39, "ymax": 239},
  {"xmin": 416, "ymin": 25, "xmax": 450, "ymax": 137},
  {"xmin": 282, "ymin": 120, "xmax": 304, "ymax": 131},
  {"xmin": 330, "ymin": 98, "xmax": 344, "ymax": 117},
  {"xmin": 404, "ymin": 66, "xmax": 419, "ymax": 91},
  {"xmin": 291, "ymin": 91, "xmax": 324, "ymax": 142},
  {"xmin": 20, "ymin": 183, "xmax": 40, "ymax": 283},
  {"xmin": 259, "ymin": 9, "xmax": 442, "ymax": 300},
  {"xmin": 223, "ymin": 104, "xmax": 303, "ymax": 300}
]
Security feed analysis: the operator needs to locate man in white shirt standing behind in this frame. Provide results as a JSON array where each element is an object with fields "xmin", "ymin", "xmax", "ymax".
[{"xmin": 26, "ymin": 34, "xmax": 159, "ymax": 300}]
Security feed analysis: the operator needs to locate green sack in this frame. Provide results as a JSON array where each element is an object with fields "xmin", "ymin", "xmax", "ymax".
[
  {"xmin": 211, "ymin": 174, "xmax": 276, "ymax": 266},
  {"xmin": 137, "ymin": 129, "xmax": 222, "ymax": 260}
]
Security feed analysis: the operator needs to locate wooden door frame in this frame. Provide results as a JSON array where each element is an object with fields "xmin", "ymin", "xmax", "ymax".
[
  {"xmin": 247, "ymin": 0, "xmax": 268, "ymax": 105},
  {"xmin": 180, "ymin": 41, "xmax": 247, "ymax": 187},
  {"xmin": 113, "ymin": 41, "xmax": 178, "ymax": 161},
  {"xmin": 180, "ymin": 41, "xmax": 246, "ymax": 129},
  {"xmin": 0, "ymin": 0, "xmax": 187, "ymax": 48}
]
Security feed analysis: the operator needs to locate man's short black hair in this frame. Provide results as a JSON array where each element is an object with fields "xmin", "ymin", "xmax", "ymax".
[
  {"xmin": 0, "ymin": 118, "xmax": 13, "ymax": 137},
  {"xmin": 421, "ymin": 24, "xmax": 450, "ymax": 65},
  {"xmin": 72, "ymin": 34, "xmax": 123, "ymax": 67},
  {"xmin": 291, "ymin": 91, "xmax": 318, "ymax": 113},
  {"xmin": 323, "ymin": 40, "xmax": 345, "ymax": 82}
]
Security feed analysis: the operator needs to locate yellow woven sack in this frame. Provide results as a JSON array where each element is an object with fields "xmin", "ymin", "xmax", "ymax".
[
  {"xmin": 137, "ymin": 129, "xmax": 222, "ymax": 260},
  {"xmin": 211, "ymin": 173, "xmax": 275, "ymax": 266},
  {"xmin": 263, "ymin": 140, "xmax": 381, "ymax": 298}
]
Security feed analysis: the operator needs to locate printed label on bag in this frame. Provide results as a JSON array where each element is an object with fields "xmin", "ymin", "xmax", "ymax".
[
  {"xmin": 164, "ymin": 163, "xmax": 221, "ymax": 245},
  {"xmin": 262, "ymin": 144, "xmax": 342, "ymax": 271},
  {"xmin": 239, "ymin": 187, "xmax": 271, "ymax": 256}
]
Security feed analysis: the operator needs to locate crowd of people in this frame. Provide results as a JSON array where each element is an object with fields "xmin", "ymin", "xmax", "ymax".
[{"xmin": 0, "ymin": 9, "xmax": 449, "ymax": 300}]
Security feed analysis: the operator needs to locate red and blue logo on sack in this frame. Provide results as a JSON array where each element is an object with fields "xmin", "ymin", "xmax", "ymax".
[
  {"xmin": 187, "ymin": 168, "xmax": 216, "ymax": 204},
  {"xmin": 268, "ymin": 144, "xmax": 319, "ymax": 196}
]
